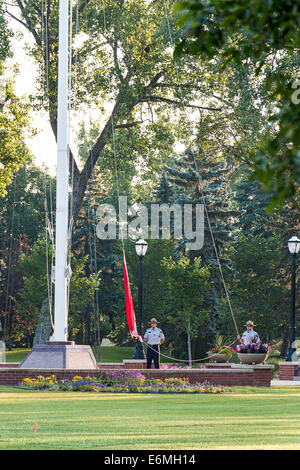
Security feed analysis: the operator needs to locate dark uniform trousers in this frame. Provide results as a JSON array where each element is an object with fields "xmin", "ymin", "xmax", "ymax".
[{"xmin": 146, "ymin": 344, "xmax": 160, "ymax": 369}]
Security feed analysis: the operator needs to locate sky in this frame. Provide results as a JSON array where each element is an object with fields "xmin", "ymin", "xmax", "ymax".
[{"xmin": 7, "ymin": 15, "xmax": 59, "ymax": 176}]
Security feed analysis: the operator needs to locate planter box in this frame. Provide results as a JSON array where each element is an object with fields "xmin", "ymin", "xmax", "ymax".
[
  {"xmin": 237, "ymin": 352, "xmax": 269, "ymax": 365},
  {"xmin": 207, "ymin": 352, "xmax": 232, "ymax": 363}
]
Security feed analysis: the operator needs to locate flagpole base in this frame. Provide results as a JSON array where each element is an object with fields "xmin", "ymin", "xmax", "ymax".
[{"xmin": 18, "ymin": 342, "xmax": 98, "ymax": 370}]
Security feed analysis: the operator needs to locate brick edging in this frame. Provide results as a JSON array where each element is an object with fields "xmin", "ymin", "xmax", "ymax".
[{"xmin": 0, "ymin": 363, "xmax": 274, "ymax": 387}]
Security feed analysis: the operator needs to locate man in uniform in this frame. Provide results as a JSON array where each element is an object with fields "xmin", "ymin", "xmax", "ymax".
[
  {"xmin": 237, "ymin": 320, "xmax": 261, "ymax": 346},
  {"xmin": 143, "ymin": 318, "xmax": 165, "ymax": 369}
]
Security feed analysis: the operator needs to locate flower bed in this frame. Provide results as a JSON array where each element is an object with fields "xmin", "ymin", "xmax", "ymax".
[
  {"xmin": 235, "ymin": 344, "xmax": 270, "ymax": 365},
  {"xmin": 19, "ymin": 371, "xmax": 228, "ymax": 394},
  {"xmin": 235, "ymin": 343, "xmax": 270, "ymax": 354}
]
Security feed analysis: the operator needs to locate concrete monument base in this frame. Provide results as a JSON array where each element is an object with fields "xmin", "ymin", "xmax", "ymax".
[{"xmin": 18, "ymin": 341, "xmax": 98, "ymax": 370}]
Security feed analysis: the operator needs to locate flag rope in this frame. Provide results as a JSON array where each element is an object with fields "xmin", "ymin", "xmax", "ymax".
[{"xmin": 142, "ymin": 337, "xmax": 239, "ymax": 364}]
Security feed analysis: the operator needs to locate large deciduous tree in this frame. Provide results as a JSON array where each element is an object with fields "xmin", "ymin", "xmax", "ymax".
[
  {"xmin": 174, "ymin": 0, "xmax": 300, "ymax": 210},
  {"xmin": 9, "ymin": 0, "xmax": 222, "ymax": 227},
  {"xmin": 0, "ymin": 3, "xmax": 31, "ymax": 195}
]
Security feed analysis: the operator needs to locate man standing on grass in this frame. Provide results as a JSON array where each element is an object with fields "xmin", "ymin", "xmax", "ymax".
[
  {"xmin": 237, "ymin": 320, "xmax": 261, "ymax": 346},
  {"xmin": 143, "ymin": 318, "xmax": 165, "ymax": 369}
]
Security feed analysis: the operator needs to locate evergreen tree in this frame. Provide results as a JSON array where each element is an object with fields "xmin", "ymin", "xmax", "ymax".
[
  {"xmin": 232, "ymin": 167, "xmax": 300, "ymax": 354},
  {"xmin": 0, "ymin": 162, "xmax": 55, "ymax": 345},
  {"xmin": 164, "ymin": 149, "xmax": 239, "ymax": 353}
]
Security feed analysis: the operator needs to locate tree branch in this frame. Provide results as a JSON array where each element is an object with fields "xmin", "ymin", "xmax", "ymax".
[
  {"xmin": 15, "ymin": 0, "xmax": 41, "ymax": 46},
  {"xmin": 139, "ymin": 95, "xmax": 221, "ymax": 111},
  {"xmin": 5, "ymin": 10, "xmax": 29, "ymax": 31},
  {"xmin": 112, "ymin": 41, "xmax": 125, "ymax": 82},
  {"xmin": 78, "ymin": 0, "xmax": 92, "ymax": 13},
  {"xmin": 71, "ymin": 101, "xmax": 120, "ymax": 225},
  {"xmin": 114, "ymin": 120, "xmax": 144, "ymax": 129},
  {"xmin": 145, "ymin": 71, "xmax": 165, "ymax": 88}
]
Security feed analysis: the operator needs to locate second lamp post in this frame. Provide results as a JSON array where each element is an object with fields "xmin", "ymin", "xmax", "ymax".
[
  {"xmin": 133, "ymin": 238, "xmax": 148, "ymax": 360},
  {"xmin": 286, "ymin": 235, "xmax": 300, "ymax": 362}
]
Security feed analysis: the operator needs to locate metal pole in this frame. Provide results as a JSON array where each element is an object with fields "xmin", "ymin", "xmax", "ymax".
[
  {"xmin": 134, "ymin": 256, "xmax": 145, "ymax": 359},
  {"xmin": 53, "ymin": 0, "xmax": 70, "ymax": 342},
  {"xmin": 286, "ymin": 253, "xmax": 298, "ymax": 361}
]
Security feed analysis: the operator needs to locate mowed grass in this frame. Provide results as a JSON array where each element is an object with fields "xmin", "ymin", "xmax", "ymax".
[
  {"xmin": 5, "ymin": 347, "xmax": 136, "ymax": 363},
  {"xmin": 4, "ymin": 347, "xmax": 282, "ymax": 371},
  {"xmin": 0, "ymin": 386, "xmax": 300, "ymax": 450}
]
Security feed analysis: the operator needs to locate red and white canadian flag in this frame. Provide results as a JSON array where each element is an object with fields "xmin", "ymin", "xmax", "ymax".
[{"xmin": 123, "ymin": 251, "xmax": 143, "ymax": 341}]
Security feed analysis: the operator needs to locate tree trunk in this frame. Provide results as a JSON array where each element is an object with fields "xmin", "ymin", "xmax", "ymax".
[
  {"xmin": 33, "ymin": 297, "xmax": 53, "ymax": 346},
  {"xmin": 187, "ymin": 318, "xmax": 192, "ymax": 367}
]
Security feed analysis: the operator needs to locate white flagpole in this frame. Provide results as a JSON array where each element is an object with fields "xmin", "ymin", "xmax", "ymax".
[{"xmin": 53, "ymin": 0, "xmax": 70, "ymax": 342}]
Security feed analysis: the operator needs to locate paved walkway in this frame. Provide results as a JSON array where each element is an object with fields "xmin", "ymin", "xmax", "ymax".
[{"xmin": 271, "ymin": 380, "xmax": 300, "ymax": 386}]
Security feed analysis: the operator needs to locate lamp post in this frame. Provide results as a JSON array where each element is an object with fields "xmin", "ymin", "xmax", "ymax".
[
  {"xmin": 133, "ymin": 239, "xmax": 148, "ymax": 359},
  {"xmin": 286, "ymin": 235, "xmax": 300, "ymax": 362}
]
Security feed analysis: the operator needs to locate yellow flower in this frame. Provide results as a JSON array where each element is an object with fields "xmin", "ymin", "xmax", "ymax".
[
  {"xmin": 23, "ymin": 378, "xmax": 32, "ymax": 383},
  {"xmin": 72, "ymin": 376, "xmax": 83, "ymax": 381}
]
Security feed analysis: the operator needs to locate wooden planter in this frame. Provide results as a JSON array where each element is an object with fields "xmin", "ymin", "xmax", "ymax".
[
  {"xmin": 237, "ymin": 352, "xmax": 269, "ymax": 365},
  {"xmin": 207, "ymin": 352, "xmax": 232, "ymax": 363}
]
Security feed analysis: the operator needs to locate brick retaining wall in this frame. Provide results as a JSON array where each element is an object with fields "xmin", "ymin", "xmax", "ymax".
[
  {"xmin": 0, "ymin": 362, "xmax": 274, "ymax": 387},
  {"xmin": 279, "ymin": 362, "xmax": 300, "ymax": 381}
]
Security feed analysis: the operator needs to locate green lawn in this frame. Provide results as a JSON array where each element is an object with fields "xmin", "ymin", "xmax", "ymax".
[
  {"xmin": 0, "ymin": 386, "xmax": 299, "ymax": 449},
  {"xmin": 4, "ymin": 347, "xmax": 282, "ymax": 376},
  {"xmin": 5, "ymin": 347, "xmax": 136, "ymax": 363}
]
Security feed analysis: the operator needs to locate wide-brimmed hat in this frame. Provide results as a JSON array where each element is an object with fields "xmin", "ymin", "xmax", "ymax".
[
  {"xmin": 149, "ymin": 318, "xmax": 159, "ymax": 324},
  {"xmin": 245, "ymin": 320, "xmax": 256, "ymax": 327}
]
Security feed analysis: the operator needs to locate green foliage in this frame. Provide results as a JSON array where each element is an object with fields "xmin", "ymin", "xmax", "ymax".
[
  {"xmin": 0, "ymin": 162, "xmax": 55, "ymax": 345},
  {"xmin": 0, "ymin": 81, "xmax": 32, "ymax": 196},
  {"xmin": 162, "ymin": 254, "xmax": 210, "ymax": 336},
  {"xmin": 0, "ymin": 4, "xmax": 31, "ymax": 194},
  {"xmin": 2, "ymin": 0, "xmax": 296, "ymax": 356},
  {"xmin": 13, "ymin": 0, "xmax": 235, "ymax": 221},
  {"xmin": 174, "ymin": 0, "xmax": 300, "ymax": 60},
  {"xmin": 174, "ymin": 0, "xmax": 300, "ymax": 209},
  {"xmin": 68, "ymin": 255, "xmax": 101, "ymax": 344},
  {"xmin": 14, "ymin": 238, "xmax": 101, "ymax": 346},
  {"xmin": 108, "ymin": 322, "xmax": 135, "ymax": 347},
  {"xmin": 222, "ymin": 234, "xmax": 289, "ymax": 341},
  {"xmin": 118, "ymin": 237, "xmax": 176, "ymax": 327},
  {"xmin": 0, "ymin": 2, "xmax": 12, "ymax": 64}
]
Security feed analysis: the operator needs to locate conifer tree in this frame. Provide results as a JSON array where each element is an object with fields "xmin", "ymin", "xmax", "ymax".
[{"xmin": 164, "ymin": 149, "xmax": 239, "ymax": 354}]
